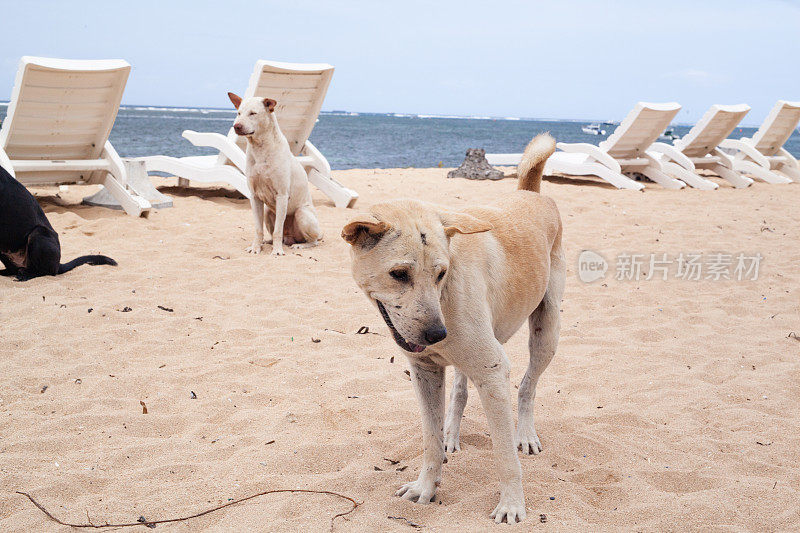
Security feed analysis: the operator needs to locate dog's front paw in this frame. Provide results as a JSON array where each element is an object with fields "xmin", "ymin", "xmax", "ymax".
[
  {"xmin": 515, "ymin": 423, "xmax": 542, "ymax": 455},
  {"xmin": 490, "ymin": 492, "xmax": 527, "ymax": 524},
  {"xmin": 270, "ymin": 246, "xmax": 285, "ymax": 256},
  {"xmin": 395, "ymin": 479, "xmax": 437, "ymax": 504},
  {"xmin": 246, "ymin": 242, "xmax": 263, "ymax": 254},
  {"xmin": 443, "ymin": 426, "xmax": 461, "ymax": 453}
]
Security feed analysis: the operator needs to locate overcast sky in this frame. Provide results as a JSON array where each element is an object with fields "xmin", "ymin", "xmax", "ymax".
[{"xmin": 1, "ymin": 0, "xmax": 798, "ymax": 123}]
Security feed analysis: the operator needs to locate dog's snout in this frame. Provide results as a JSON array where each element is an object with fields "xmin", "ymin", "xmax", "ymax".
[
  {"xmin": 424, "ymin": 325, "xmax": 447, "ymax": 345},
  {"xmin": 233, "ymin": 123, "xmax": 244, "ymax": 135}
]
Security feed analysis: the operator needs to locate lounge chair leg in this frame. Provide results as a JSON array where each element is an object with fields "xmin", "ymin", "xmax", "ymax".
[
  {"xmin": 638, "ymin": 165, "xmax": 686, "ymax": 189},
  {"xmin": 307, "ymin": 168, "xmax": 359, "ymax": 208},
  {"xmin": 592, "ymin": 166, "xmax": 645, "ymax": 190},
  {"xmin": 711, "ymin": 164, "xmax": 752, "ymax": 188},
  {"xmin": 84, "ymin": 142, "xmax": 152, "ymax": 216},
  {"xmin": 738, "ymin": 161, "xmax": 792, "ymax": 184},
  {"xmin": 98, "ymin": 174, "xmax": 151, "ymax": 217},
  {"xmin": 663, "ymin": 162, "xmax": 718, "ymax": 190},
  {"xmin": 140, "ymin": 155, "xmax": 252, "ymax": 199},
  {"xmin": 85, "ymin": 160, "xmax": 173, "ymax": 210},
  {"xmin": 123, "ymin": 160, "xmax": 173, "ymax": 208},
  {"xmin": 777, "ymin": 164, "xmax": 800, "ymax": 182}
]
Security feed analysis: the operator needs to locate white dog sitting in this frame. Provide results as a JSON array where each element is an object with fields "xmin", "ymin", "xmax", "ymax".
[{"xmin": 228, "ymin": 92, "xmax": 323, "ymax": 256}]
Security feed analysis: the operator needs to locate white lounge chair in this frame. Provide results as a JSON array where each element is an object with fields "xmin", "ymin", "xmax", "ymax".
[
  {"xmin": 143, "ymin": 60, "xmax": 358, "ymax": 208},
  {"xmin": 0, "ymin": 56, "xmax": 150, "ymax": 216},
  {"xmin": 717, "ymin": 100, "xmax": 800, "ymax": 184},
  {"xmin": 488, "ymin": 102, "xmax": 686, "ymax": 190},
  {"xmin": 647, "ymin": 104, "xmax": 754, "ymax": 189}
]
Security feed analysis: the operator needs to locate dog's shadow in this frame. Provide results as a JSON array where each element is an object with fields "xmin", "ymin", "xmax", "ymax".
[
  {"xmin": 157, "ymin": 185, "xmax": 246, "ymax": 201},
  {"xmin": 501, "ymin": 172, "xmax": 619, "ymax": 190},
  {"xmin": 544, "ymin": 175, "xmax": 619, "ymax": 189}
]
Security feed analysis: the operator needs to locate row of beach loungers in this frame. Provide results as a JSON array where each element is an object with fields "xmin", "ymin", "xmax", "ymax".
[
  {"xmin": 487, "ymin": 100, "xmax": 800, "ymax": 190},
  {"xmin": 0, "ymin": 57, "xmax": 798, "ymax": 219},
  {"xmin": 0, "ymin": 57, "xmax": 358, "ymax": 217}
]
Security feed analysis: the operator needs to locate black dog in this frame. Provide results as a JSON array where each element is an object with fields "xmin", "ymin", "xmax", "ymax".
[{"xmin": 1, "ymin": 165, "xmax": 117, "ymax": 281}]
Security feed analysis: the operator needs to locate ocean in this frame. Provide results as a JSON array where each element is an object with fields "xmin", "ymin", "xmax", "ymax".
[{"xmin": 2, "ymin": 105, "xmax": 799, "ymax": 170}]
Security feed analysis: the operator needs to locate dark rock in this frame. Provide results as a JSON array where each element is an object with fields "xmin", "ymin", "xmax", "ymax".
[{"xmin": 447, "ymin": 148, "xmax": 504, "ymax": 180}]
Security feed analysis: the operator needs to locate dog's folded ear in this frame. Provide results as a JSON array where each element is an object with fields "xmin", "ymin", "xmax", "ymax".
[
  {"xmin": 228, "ymin": 92, "xmax": 243, "ymax": 109},
  {"xmin": 439, "ymin": 211, "xmax": 493, "ymax": 238},
  {"xmin": 264, "ymin": 98, "xmax": 277, "ymax": 112},
  {"xmin": 342, "ymin": 214, "xmax": 390, "ymax": 246}
]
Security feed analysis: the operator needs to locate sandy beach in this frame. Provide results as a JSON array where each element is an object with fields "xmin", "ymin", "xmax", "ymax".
[{"xmin": 1, "ymin": 169, "xmax": 798, "ymax": 531}]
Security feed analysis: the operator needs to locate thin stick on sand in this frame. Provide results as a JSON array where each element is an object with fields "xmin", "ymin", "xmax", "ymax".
[{"xmin": 17, "ymin": 489, "xmax": 360, "ymax": 531}]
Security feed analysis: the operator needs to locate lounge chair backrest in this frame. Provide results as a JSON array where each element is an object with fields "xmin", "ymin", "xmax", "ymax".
[
  {"xmin": 599, "ymin": 102, "xmax": 681, "ymax": 159},
  {"xmin": 749, "ymin": 100, "xmax": 800, "ymax": 156},
  {"xmin": 234, "ymin": 60, "xmax": 334, "ymax": 156},
  {"xmin": 0, "ymin": 56, "xmax": 130, "ymax": 163},
  {"xmin": 674, "ymin": 104, "xmax": 750, "ymax": 157}
]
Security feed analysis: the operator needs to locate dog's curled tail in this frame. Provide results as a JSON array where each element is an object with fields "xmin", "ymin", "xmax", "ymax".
[
  {"xmin": 58, "ymin": 255, "xmax": 117, "ymax": 275},
  {"xmin": 517, "ymin": 133, "xmax": 556, "ymax": 193}
]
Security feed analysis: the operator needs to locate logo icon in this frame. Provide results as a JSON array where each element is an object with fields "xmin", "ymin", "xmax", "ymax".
[{"xmin": 578, "ymin": 250, "xmax": 608, "ymax": 283}]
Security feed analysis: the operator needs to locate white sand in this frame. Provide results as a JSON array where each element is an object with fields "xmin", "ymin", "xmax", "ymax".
[{"xmin": 1, "ymin": 169, "xmax": 798, "ymax": 531}]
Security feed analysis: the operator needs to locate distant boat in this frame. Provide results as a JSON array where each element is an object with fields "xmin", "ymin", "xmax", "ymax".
[
  {"xmin": 581, "ymin": 123, "xmax": 607, "ymax": 135},
  {"xmin": 658, "ymin": 127, "xmax": 680, "ymax": 142}
]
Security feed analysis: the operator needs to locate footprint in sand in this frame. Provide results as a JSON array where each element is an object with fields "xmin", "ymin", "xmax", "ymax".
[{"xmin": 643, "ymin": 470, "xmax": 716, "ymax": 493}]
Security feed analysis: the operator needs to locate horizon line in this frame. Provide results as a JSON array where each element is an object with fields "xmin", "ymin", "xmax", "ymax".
[{"xmin": 0, "ymin": 101, "xmax": 774, "ymax": 129}]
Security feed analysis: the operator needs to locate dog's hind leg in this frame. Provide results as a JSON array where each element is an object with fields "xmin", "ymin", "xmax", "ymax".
[
  {"xmin": 516, "ymin": 262, "xmax": 565, "ymax": 455},
  {"xmin": 291, "ymin": 205, "xmax": 323, "ymax": 248},
  {"xmin": 13, "ymin": 270, "xmax": 34, "ymax": 281},
  {"xmin": 443, "ymin": 367, "xmax": 468, "ymax": 452},
  {"xmin": 0, "ymin": 255, "xmax": 19, "ymax": 277}
]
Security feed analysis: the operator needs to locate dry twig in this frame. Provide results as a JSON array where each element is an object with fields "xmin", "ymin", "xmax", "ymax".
[
  {"xmin": 17, "ymin": 488, "xmax": 359, "ymax": 531},
  {"xmin": 388, "ymin": 515, "xmax": 423, "ymax": 529}
]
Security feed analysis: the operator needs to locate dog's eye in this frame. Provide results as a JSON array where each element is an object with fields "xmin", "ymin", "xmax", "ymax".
[
  {"xmin": 248, "ymin": 111, "xmax": 257, "ymax": 116},
  {"xmin": 389, "ymin": 269, "xmax": 410, "ymax": 283},
  {"xmin": 437, "ymin": 270, "xmax": 446, "ymax": 283}
]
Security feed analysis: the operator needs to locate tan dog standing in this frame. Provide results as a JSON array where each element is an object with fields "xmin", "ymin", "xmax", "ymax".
[
  {"xmin": 228, "ymin": 92, "xmax": 322, "ymax": 256},
  {"xmin": 342, "ymin": 134, "xmax": 563, "ymax": 523}
]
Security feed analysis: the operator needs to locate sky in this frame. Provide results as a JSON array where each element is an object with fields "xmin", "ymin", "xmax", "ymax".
[{"xmin": 1, "ymin": 0, "xmax": 799, "ymax": 124}]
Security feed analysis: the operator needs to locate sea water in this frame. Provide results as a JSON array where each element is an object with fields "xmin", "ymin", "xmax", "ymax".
[{"xmin": 1, "ymin": 105, "xmax": 798, "ymax": 170}]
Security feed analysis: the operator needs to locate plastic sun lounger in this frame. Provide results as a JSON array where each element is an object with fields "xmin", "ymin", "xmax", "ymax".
[
  {"xmin": 0, "ymin": 56, "xmax": 150, "ymax": 216},
  {"xmin": 487, "ymin": 102, "xmax": 685, "ymax": 191},
  {"xmin": 142, "ymin": 60, "xmax": 358, "ymax": 208},
  {"xmin": 647, "ymin": 104, "xmax": 754, "ymax": 190},
  {"xmin": 717, "ymin": 100, "xmax": 800, "ymax": 184}
]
